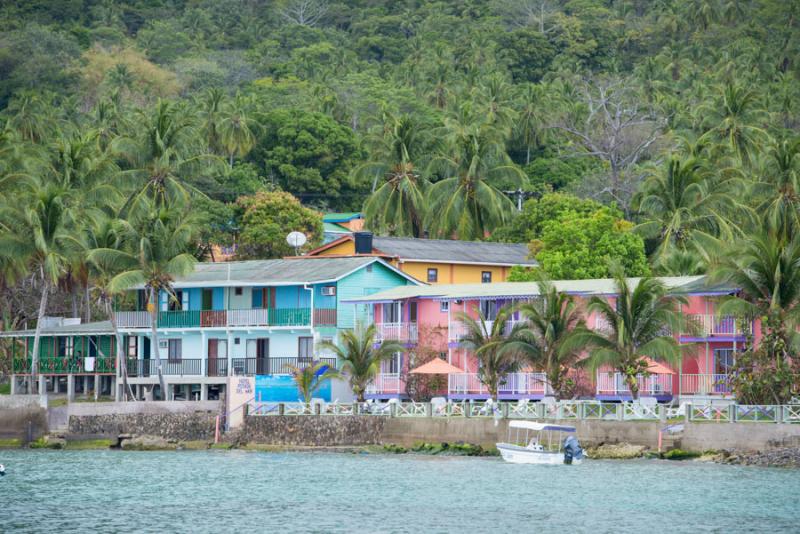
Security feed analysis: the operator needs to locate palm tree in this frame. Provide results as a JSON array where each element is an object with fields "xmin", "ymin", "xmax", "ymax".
[
  {"xmin": 699, "ymin": 83, "xmax": 767, "ymax": 168},
  {"xmin": 514, "ymin": 84, "xmax": 548, "ymax": 164},
  {"xmin": 714, "ymin": 229, "xmax": 800, "ymax": 377},
  {"xmin": 634, "ymin": 155, "xmax": 746, "ymax": 256},
  {"xmin": 116, "ymin": 100, "xmax": 216, "ymax": 211},
  {"xmin": 360, "ymin": 113, "xmax": 430, "ymax": 237},
  {"xmin": 754, "ymin": 137, "xmax": 800, "ymax": 239},
  {"xmin": 502, "ymin": 281, "xmax": 588, "ymax": 400},
  {"xmin": 318, "ymin": 325, "xmax": 404, "ymax": 402},
  {"xmin": 286, "ymin": 361, "xmax": 340, "ymax": 408},
  {"xmin": 88, "ymin": 200, "xmax": 197, "ymax": 399},
  {"xmin": 426, "ymin": 118, "xmax": 524, "ymax": 240},
  {"xmin": 580, "ymin": 271, "xmax": 686, "ymax": 400},
  {"xmin": 457, "ymin": 306, "xmax": 519, "ymax": 402},
  {"xmin": 75, "ymin": 214, "xmax": 136, "ymax": 400},
  {"xmin": 0, "ymin": 180, "xmax": 75, "ymax": 393},
  {"xmin": 218, "ymin": 93, "xmax": 257, "ymax": 167}
]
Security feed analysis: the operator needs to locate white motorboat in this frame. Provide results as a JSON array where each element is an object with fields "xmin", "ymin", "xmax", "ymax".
[{"xmin": 496, "ymin": 421, "xmax": 584, "ymax": 465}]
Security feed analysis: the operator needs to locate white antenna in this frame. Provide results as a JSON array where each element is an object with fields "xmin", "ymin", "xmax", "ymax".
[{"xmin": 286, "ymin": 231, "xmax": 307, "ymax": 255}]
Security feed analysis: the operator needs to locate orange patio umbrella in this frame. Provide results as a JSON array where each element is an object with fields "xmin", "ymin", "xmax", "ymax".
[
  {"xmin": 410, "ymin": 358, "xmax": 464, "ymax": 375},
  {"xmin": 644, "ymin": 359, "xmax": 675, "ymax": 374}
]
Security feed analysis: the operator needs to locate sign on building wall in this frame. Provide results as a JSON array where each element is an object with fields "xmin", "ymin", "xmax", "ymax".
[{"xmin": 226, "ymin": 376, "xmax": 255, "ymax": 428}]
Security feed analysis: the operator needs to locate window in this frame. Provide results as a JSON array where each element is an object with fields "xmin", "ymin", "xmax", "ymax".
[
  {"xmin": 382, "ymin": 303, "xmax": 401, "ymax": 323},
  {"xmin": 715, "ymin": 349, "xmax": 736, "ymax": 374},
  {"xmin": 234, "ymin": 337, "xmax": 241, "ymax": 345},
  {"xmin": 480, "ymin": 300, "xmax": 498, "ymax": 321},
  {"xmin": 366, "ymin": 264, "xmax": 373, "ymax": 273},
  {"xmin": 482, "ymin": 271, "xmax": 492, "ymax": 283},
  {"xmin": 57, "ymin": 337, "xmax": 74, "ymax": 357},
  {"xmin": 409, "ymin": 302, "xmax": 417, "ymax": 322},
  {"xmin": 427, "ymin": 268, "xmax": 438, "ymax": 283},
  {"xmin": 386, "ymin": 352, "xmax": 402, "ymax": 374},
  {"xmin": 298, "ymin": 337, "xmax": 313, "ymax": 363},
  {"xmin": 235, "ymin": 287, "xmax": 243, "ymax": 296},
  {"xmin": 169, "ymin": 290, "xmax": 184, "ymax": 311},
  {"xmin": 440, "ymin": 301, "xmax": 449, "ymax": 313},
  {"xmin": 168, "ymin": 339, "xmax": 182, "ymax": 361}
]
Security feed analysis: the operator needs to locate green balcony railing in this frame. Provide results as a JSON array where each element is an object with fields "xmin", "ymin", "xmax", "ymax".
[
  {"xmin": 269, "ymin": 307, "xmax": 311, "ymax": 327},
  {"xmin": 118, "ymin": 307, "xmax": 320, "ymax": 328},
  {"xmin": 157, "ymin": 310, "xmax": 201, "ymax": 328},
  {"xmin": 12, "ymin": 357, "xmax": 116, "ymax": 374}
]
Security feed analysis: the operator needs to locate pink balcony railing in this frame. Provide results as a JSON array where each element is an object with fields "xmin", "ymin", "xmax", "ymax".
[
  {"xmin": 374, "ymin": 322, "xmax": 418, "ymax": 343},
  {"xmin": 680, "ymin": 373, "xmax": 732, "ymax": 395},
  {"xmin": 366, "ymin": 373, "xmax": 404, "ymax": 395},
  {"xmin": 596, "ymin": 372, "xmax": 673, "ymax": 396}
]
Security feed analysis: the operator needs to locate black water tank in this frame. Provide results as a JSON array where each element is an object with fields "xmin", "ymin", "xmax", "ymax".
[{"xmin": 354, "ymin": 232, "xmax": 373, "ymax": 254}]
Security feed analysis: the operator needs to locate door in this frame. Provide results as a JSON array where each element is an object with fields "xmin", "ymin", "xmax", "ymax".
[
  {"xmin": 142, "ymin": 337, "xmax": 151, "ymax": 377},
  {"xmin": 248, "ymin": 338, "xmax": 269, "ymax": 374},
  {"xmin": 202, "ymin": 289, "xmax": 213, "ymax": 310},
  {"xmin": 208, "ymin": 338, "xmax": 219, "ymax": 376},
  {"xmin": 298, "ymin": 337, "xmax": 313, "ymax": 365}
]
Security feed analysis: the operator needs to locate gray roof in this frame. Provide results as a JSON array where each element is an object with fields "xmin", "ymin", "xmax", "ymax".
[
  {"xmin": 371, "ymin": 237, "xmax": 538, "ymax": 266},
  {"xmin": 171, "ymin": 257, "xmax": 417, "ymax": 288},
  {"xmin": 0, "ymin": 321, "xmax": 114, "ymax": 337},
  {"xmin": 344, "ymin": 275, "xmax": 736, "ymax": 303}
]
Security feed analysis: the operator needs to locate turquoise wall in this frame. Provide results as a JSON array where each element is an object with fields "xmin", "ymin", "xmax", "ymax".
[{"xmin": 336, "ymin": 262, "xmax": 414, "ymax": 329}]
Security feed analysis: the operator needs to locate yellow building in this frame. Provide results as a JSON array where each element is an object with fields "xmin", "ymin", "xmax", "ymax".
[{"xmin": 303, "ymin": 233, "xmax": 538, "ymax": 284}]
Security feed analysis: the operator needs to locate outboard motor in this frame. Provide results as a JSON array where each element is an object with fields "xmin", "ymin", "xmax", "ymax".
[{"xmin": 563, "ymin": 436, "xmax": 584, "ymax": 465}]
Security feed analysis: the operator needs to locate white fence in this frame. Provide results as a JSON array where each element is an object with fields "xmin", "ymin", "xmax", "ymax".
[
  {"xmin": 374, "ymin": 322, "xmax": 418, "ymax": 343},
  {"xmin": 448, "ymin": 373, "xmax": 548, "ymax": 396},
  {"xmin": 115, "ymin": 311, "xmax": 151, "ymax": 328},
  {"xmin": 680, "ymin": 374, "xmax": 732, "ymax": 395}
]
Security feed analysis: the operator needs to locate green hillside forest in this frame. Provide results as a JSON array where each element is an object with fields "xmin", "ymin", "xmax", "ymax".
[{"xmin": 0, "ymin": 0, "xmax": 799, "ymax": 376}]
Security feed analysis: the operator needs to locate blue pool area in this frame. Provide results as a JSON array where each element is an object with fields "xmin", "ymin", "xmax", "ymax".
[
  {"xmin": 255, "ymin": 374, "xmax": 332, "ymax": 402},
  {"xmin": 2, "ymin": 450, "xmax": 800, "ymax": 533}
]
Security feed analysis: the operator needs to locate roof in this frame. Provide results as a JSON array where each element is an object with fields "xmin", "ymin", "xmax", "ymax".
[
  {"xmin": 307, "ymin": 235, "xmax": 538, "ymax": 267},
  {"xmin": 0, "ymin": 320, "xmax": 114, "ymax": 338},
  {"xmin": 322, "ymin": 212, "xmax": 363, "ymax": 223},
  {"xmin": 509, "ymin": 421, "xmax": 576, "ymax": 432},
  {"xmin": 323, "ymin": 222, "xmax": 351, "ymax": 234},
  {"xmin": 343, "ymin": 275, "xmax": 733, "ymax": 303},
  {"xmin": 372, "ymin": 237, "xmax": 538, "ymax": 266},
  {"xmin": 164, "ymin": 257, "xmax": 420, "ymax": 288}
]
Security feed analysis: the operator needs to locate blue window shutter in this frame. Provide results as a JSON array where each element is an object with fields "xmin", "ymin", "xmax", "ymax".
[{"xmin": 252, "ymin": 288, "xmax": 263, "ymax": 308}]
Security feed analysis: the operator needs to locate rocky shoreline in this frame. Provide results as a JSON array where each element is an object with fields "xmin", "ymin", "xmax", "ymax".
[{"xmin": 8, "ymin": 434, "xmax": 800, "ymax": 467}]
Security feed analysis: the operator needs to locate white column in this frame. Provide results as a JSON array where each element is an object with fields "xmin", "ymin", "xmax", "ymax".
[
  {"xmin": 200, "ymin": 384, "xmax": 208, "ymax": 401},
  {"xmin": 201, "ymin": 330, "xmax": 207, "ymax": 378},
  {"xmin": 10, "ymin": 375, "xmax": 17, "ymax": 395}
]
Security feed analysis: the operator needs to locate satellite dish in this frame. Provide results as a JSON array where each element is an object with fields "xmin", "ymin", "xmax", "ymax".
[{"xmin": 286, "ymin": 231, "xmax": 307, "ymax": 255}]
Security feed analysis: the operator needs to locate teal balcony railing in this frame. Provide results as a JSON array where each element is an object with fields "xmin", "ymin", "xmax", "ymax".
[{"xmin": 116, "ymin": 307, "xmax": 336, "ymax": 329}]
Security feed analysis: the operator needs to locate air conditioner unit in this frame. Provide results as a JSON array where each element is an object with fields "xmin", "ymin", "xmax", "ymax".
[{"xmin": 321, "ymin": 286, "xmax": 336, "ymax": 296}]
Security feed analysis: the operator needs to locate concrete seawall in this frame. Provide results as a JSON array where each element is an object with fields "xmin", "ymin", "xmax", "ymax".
[
  {"xmin": 0, "ymin": 396, "xmax": 48, "ymax": 443},
  {"xmin": 239, "ymin": 415, "xmax": 386, "ymax": 446}
]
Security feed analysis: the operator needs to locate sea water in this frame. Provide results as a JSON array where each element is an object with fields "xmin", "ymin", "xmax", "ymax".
[{"xmin": 2, "ymin": 449, "xmax": 798, "ymax": 533}]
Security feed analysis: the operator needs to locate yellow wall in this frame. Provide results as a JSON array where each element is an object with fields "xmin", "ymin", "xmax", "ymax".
[
  {"xmin": 318, "ymin": 240, "xmax": 356, "ymax": 255},
  {"xmin": 313, "ymin": 241, "xmax": 511, "ymax": 284},
  {"xmin": 398, "ymin": 261, "xmax": 509, "ymax": 284}
]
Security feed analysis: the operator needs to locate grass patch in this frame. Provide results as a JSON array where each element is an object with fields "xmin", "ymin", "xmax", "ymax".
[
  {"xmin": 65, "ymin": 439, "xmax": 114, "ymax": 450},
  {"xmin": 209, "ymin": 443, "xmax": 233, "ymax": 450},
  {"xmin": 49, "ymin": 398, "xmax": 68, "ymax": 407},
  {"xmin": 410, "ymin": 441, "xmax": 498, "ymax": 456},
  {"xmin": 0, "ymin": 383, "xmax": 10, "ymax": 395},
  {"xmin": 382, "ymin": 443, "xmax": 408, "ymax": 454},
  {"xmin": 0, "ymin": 438, "xmax": 22, "ymax": 448},
  {"xmin": 179, "ymin": 441, "xmax": 210, "ymax": 450},
  {"xmin": 663, "ymin": 448, "xmax": 702, "ymax": 460}
]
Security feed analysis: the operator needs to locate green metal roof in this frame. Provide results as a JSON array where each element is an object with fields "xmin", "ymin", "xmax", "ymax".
[
  {"xmin": 322, "ymin": 212, "xmax": 362, "ymax": 223},
  {"xmin": 0, "ymin": 320, "xmax": 114, "ymax": 338},
  {"xmin": 170, "ymin": 257, "xmax": 419, "ymax": 288},
  {"xmin": 343, "ymin": 275, "xmax": 734, "ymax": 302},
  {"xmin": 323, "ymin": 222, "xmax": 351, "ymax": 234}
]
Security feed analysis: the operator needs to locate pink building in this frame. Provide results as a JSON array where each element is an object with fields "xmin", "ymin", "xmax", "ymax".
[{"xmin": 347, "ymin": 276, "xmax": 754, "ymax": 403}]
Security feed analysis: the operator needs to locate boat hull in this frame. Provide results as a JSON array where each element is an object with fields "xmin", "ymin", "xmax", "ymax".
[{"xmin": 496, "ymin": 443, "xmax": 582, "ymax": 465}]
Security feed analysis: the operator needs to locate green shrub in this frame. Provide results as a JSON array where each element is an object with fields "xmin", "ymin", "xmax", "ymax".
[{"xmin": 663, "ymin": 448, "xmax": 701, "ymax": 460}]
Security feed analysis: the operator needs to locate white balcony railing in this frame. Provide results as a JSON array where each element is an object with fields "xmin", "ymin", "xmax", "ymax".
[
  {"xmin": 596, "ymin": 372, "xmax": 673, "ymax": 396},
  {"xmin": 114, "ymin": 311, "xmax": 151, "ymax": 328},
  {"xmin": 680, "ymin": 373, "xmax": 732, "ymax": 395},
  {"xmin": 374, "ymin": 322, "xmax": 418, "ymax": 343},
  {"xmin": 448, "ymin": 320, "xmax": 524, "ymax": 342},
  {"xmin": 448, "ymin": 372, "xmax": 548, "ymax": 396},
  {"xmin": 366, "ymin": 373, "xmax": 403, "ymax": 394},
  {"xmin": 682, "ymin": 315, "xmax": 745, "ymax": 336},
  {"xmin": 227, "ymin": 308, "xmax": 270, "ymax": 327}
]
